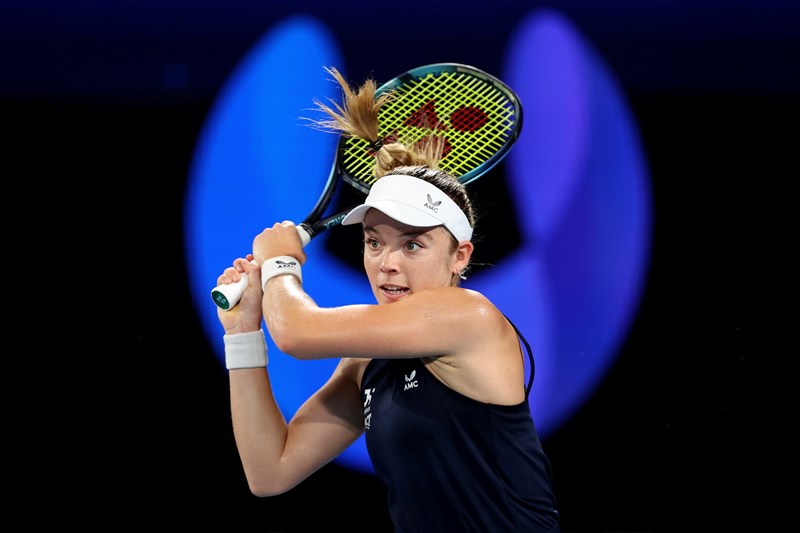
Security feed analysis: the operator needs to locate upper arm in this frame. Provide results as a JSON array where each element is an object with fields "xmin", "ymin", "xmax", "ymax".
[{"xmin": 271, "ymin": 286, "xmax": 498, "ymax": 360}]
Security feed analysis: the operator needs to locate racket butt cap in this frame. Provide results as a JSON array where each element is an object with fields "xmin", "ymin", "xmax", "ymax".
[{"xmin": 211, "ymin": 276, "xmax": 248, "ymax": 310}]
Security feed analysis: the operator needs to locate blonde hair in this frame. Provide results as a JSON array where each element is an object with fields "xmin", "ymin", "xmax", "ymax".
[{"xmin": 311, "ymin": 67, "xmax": 445, "ymax": 178}]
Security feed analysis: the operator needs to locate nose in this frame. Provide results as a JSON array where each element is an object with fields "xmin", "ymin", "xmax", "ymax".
[{"xmin": 379, "ymin": 248, "xmax": 401, "ymax": 273}]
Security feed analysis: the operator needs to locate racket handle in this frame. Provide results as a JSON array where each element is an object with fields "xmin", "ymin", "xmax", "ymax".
[
  {"xmin": 211, "ymin": 273, "xmax": 250, "ymax": 311},
  {"xmin": 296, "ymin": 223, "xmax": 312, "ymax": 246},
  {"xmin": 211, "ymin": 223, "xmax": 311, "ymax": 310}
]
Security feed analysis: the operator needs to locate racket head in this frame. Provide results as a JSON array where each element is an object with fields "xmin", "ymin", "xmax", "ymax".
[{"xmin": 337, "ymin": 63, "xmax": 523, "ymax": 193}]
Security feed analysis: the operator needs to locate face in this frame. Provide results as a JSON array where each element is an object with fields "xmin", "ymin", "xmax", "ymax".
[{"xmin": 362, "ymin": 209, "xmax": 472, "ymax": 304}]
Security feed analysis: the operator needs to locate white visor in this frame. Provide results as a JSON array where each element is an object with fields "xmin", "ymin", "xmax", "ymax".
[{"xmin": 341, "ymin": 174, "xmax": 473, "ymax": 242}]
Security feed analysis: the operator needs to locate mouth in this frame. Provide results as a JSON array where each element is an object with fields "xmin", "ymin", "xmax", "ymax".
[{"xmin": 380, "ymin": 284, "xmax": 410, "ymax": 297}]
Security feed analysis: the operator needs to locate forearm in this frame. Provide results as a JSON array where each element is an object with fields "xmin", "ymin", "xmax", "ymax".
[
  {"xmin": 224, "ymin": 330, "xmax": 292, "ymax": 495},
  {"xmin": 261, "ymin": 274, "xmax": 319, "ymax": 356},
  {"xmin": 229, "ymin": 368, "xmax": 292, "ymax": 496}
]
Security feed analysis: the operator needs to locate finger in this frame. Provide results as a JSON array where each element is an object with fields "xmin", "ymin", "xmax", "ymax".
[{"xmin": 223, "ymin": 265, "xmax": 246, "ymax": 283}]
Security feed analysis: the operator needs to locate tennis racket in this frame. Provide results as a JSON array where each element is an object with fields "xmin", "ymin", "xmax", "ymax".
[{"xmin": 212, "ymin": 62, "xmax": 523, "ymax": 310}]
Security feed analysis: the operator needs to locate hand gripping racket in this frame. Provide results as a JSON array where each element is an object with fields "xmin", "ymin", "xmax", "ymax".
[{"xmin": 212, "ymin": 62, "xmax": 523, "ymax": 310}]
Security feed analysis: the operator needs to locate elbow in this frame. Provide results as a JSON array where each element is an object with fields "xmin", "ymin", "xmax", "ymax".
[
  {"xmin": 270, "ymin": 323, "xmax": 315, "ymax": 360},
  {"xmin": 248, "ymin": 482, "xmax": 285, "ymax": 498},
  {"xmin": 245, "ymin": 473, "xmax": 293, "ymax": 498},
  {"xmin": 271, "ymin": 328, "xmax": 302, "ymax": 358},
  {"xmin": 264, "ymin": 300, "xmax": 328, "ymax": 358}
]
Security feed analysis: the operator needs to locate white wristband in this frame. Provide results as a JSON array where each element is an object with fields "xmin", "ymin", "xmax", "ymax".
[
  {"xmin": 224, "ymin": 330, "xmax": 268, "ymax": 370},
  {"xmin": 261, "ymin": 255, "xmax": 302, "ymax": 288}
]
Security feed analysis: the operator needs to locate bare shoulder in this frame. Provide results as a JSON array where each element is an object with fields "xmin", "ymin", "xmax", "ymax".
[
  {"xmin": 404, "ymin": 287, "xmax": 511, "ymax": 351},
  {"xmin": 417, "ymin": 287, "xmax": 507, "ymax": 327},
  {"xmin": 421, "ymin": 288, "xmax": 525, "ymax": 404}
]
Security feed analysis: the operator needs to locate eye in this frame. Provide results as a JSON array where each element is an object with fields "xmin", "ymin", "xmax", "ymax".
[
  {"xmin": 405, "ymin": 241, "xmax": 422, "ymax": 251},
  {"xmin": 365, "ymin": 237, "xmax": 380, "ymax": 249}
]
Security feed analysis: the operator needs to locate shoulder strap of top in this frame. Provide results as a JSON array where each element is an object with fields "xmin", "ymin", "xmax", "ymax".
[{"xmin": 503, "ymin": 314, "xmax": 535, "ymax": 399}]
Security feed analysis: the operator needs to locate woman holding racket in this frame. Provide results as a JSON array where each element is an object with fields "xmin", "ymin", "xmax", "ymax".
[{"xmin": 215, "ymin": 68, "xmax": 560, "ymax": 532}]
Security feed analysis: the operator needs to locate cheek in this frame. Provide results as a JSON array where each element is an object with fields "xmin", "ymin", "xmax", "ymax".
[
  {"xmin": 417, "ymin": 257, "xmax": 453, "ymax": 285},
  {"xmin": 363, "ymin": 253, "xmax": 380, "ymax": 276}
]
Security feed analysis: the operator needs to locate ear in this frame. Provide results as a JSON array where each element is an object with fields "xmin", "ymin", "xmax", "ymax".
[{"xmin": 453, "ymin": 240, "xmax": 474, "ymax": 274}]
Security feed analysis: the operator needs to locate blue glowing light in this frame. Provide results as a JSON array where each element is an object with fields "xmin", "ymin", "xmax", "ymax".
[{"xmin": 185, "ymin": 9, "xmax": 652, "ymax": 474}]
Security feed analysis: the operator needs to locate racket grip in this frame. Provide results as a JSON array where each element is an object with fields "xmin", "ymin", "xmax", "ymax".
[
  {"xmin": 212, "ymin": 223, "xmax": 312, "ymax": 310},
  {"xmin": 296, "ymin": 223, "xmax": 312, "ymax": 246}
]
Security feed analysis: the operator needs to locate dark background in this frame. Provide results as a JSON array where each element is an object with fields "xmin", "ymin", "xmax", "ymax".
[{"xmin": 6, "ymin": 1, "xmax": 794, "ymax": 530}]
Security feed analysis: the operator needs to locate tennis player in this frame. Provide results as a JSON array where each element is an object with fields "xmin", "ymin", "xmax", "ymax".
[{"xmin": 215, "ymin": 68, "xmax": 560, "ymax": 532}]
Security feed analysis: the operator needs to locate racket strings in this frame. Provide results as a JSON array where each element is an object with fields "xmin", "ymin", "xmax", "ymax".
[{"xmin": 341, "ymin": 70, "xmax": 519, "ymax": 187}]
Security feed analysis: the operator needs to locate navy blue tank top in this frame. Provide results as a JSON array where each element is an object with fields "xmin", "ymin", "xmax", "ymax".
[{"xmin": 361, "ymin": 356, "xmax": 560, "ymax": 532}]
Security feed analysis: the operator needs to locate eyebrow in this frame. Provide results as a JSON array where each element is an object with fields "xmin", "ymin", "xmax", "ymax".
[{"xmin": 363, "ymin": 225, "xmax": 434, "ymax": 240}]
